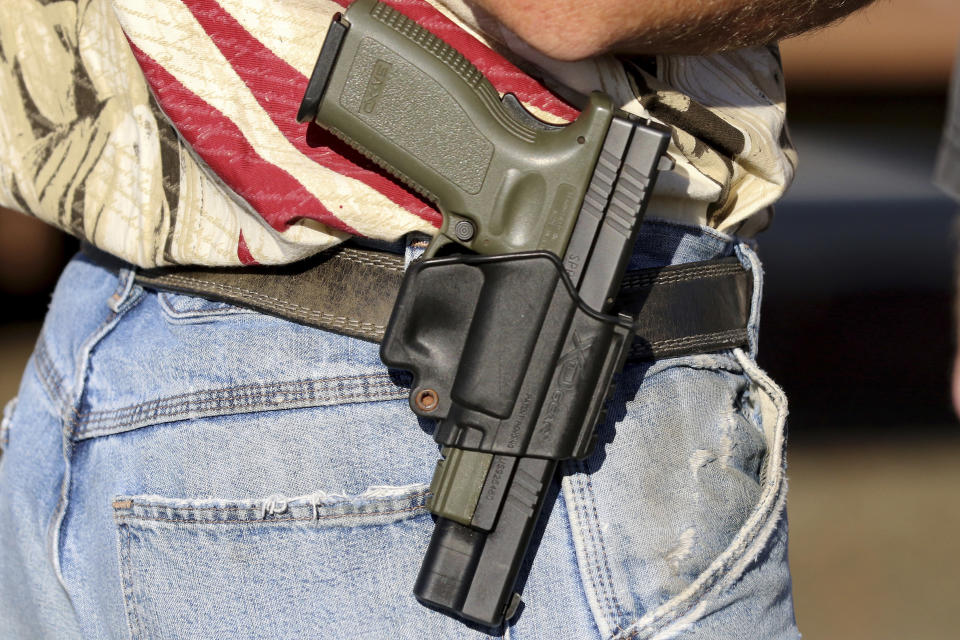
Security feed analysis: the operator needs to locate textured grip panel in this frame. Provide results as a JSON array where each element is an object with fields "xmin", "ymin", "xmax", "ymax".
[
  {"xmin": 307, "ymin": 0, "xmax": 617, "ymax": 256},
  {"xmin": 368, "ymin": 1, "xmax": 535, "ymax": 143},
  {"xmin": 339, "ymin": 37, "xmax": 494, "ymax": 194},
  {"xmin": 371, "ymin": 2, "xmax": 485, "ymax": 89}
]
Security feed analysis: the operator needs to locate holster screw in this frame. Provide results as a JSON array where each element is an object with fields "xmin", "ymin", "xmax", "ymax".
[{"xmin": 415, "ymin": 389, "xmax": 439, "ymax": 412}]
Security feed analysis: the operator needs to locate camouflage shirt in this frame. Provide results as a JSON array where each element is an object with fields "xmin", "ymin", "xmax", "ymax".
[{"xmin": 0, "ymin": 0, "xmax": 797, "ymax": 267}]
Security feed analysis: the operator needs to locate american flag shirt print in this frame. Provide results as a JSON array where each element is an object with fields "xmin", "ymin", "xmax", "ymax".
[{"xmin": 0, "ymin": 0, "xmax": 797, "ymax": 268}]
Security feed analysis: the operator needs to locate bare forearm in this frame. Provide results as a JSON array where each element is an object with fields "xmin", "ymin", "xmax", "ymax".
[{"xmin": 469, "ymin": 0, "xmax": 876, "ymax": 60}]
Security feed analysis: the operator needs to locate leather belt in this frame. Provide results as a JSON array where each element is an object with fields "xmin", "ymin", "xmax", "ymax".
[{"xmin": 109, "ymin": 243, "xmax": 753, "ymax": 363}]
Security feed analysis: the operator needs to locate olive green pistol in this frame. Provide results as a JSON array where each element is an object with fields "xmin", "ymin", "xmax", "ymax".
[{"xmin": 297, "ymin": 0, "xmax": 671, "ymax": 627}]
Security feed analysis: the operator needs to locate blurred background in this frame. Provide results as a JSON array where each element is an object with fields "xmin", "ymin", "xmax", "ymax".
[
  {"xmin": 771, "ymin": 2, "xmax": 960, "ymax": 638},
  {"xmin": 1, "ymin": 1, "xmax": 959, "ymax": 637}
]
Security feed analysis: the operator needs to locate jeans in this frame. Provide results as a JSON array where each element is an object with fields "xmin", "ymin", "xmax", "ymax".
[{"xmin": 0, "ymin": 220, "xmax": 798, "ymax": 639}]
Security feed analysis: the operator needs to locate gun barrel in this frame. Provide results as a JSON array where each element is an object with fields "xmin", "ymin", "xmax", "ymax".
[
  {"xmin": 416, "ymin": 457, "xmax": 555, "ymax": 627},
  {"xmin": 415, "ymin": 117, "xmax": 670, "ymax": 626}
]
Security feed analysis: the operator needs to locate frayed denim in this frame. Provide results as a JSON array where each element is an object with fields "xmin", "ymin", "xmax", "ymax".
[{"xmin": 0, "ymin": 220, "xmax": 798, "ymax": 639}]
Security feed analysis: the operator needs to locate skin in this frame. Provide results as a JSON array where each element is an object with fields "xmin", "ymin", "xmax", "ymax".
[{"xmin": 468, "ymin": 0, "xmax": 877, "ymax": 60}]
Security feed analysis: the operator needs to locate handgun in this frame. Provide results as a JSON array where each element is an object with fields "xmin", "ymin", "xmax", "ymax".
[{"xmin": 297, "ymin": 0, "xmax": 671, "ymax": 627}]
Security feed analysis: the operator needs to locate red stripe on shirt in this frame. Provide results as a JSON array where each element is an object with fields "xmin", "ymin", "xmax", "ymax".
[
  {"xmin": 181, "ymin": 0, "xmax": 441, "ymax": 228},
  {"xmin": 237, "ymin": 230, "xmax": 259, "ymax": 264},
  {"xmin": 330, "ymin": 0, "xmax": 579, "ymax": 122},
  {"xmin": 128, "ymin": 41, "xmax": 359, "ymax": 236}
]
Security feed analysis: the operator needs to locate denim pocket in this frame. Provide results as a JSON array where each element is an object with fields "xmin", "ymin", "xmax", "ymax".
[
  {"xmin": 68, "ymin": 393, "xmax": 506, "ymax": 640},
  {"xmin": 113, "ymin": 486, "xmax": 439, "ymax": 640},
  {"xmin": 562, "ymin": 349, "xmax": 795, "ymax": 640}
]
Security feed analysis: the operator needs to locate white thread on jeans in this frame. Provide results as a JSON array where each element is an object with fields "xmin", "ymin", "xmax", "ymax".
[
  {"xmin": 310, "ymin": 491, "xmax": 331, "ymax": 521},
  {"xmin": 359, "ymin": 484, "xmax": 427, "ymax": 499},
  {"xmin": 260, "ymin": 494, "xmax": 289, "ymax": 519},
  {"xmin": 254, "ymin": 485, "xmax": 430, "ymax": 521}
]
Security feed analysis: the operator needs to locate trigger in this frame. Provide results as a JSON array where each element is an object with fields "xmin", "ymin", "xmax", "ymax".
[{"xmin": 500, "ymin": 93, "xmax": 563, "ymax": 132}]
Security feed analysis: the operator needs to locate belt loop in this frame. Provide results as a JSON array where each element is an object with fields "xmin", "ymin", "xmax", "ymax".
[
  {"xmin": 107, "ymin": 267, "xmax": 142, "ymax": 314},
  {"xmin": 735, "ymin": 241, "xmax": 763, "ymax": 359}
]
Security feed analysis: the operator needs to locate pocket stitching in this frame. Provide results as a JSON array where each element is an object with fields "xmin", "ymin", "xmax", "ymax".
[
  {"xmin": 113, "ymin": 485, "xmax": 432, "ymax": 638},
  {"xmin": 71, "ymin": 373, "xmax": 410, "ymax": 440},
  {"xmin": 112, "ymin": 486, "xmax": 432, "ymax": 527},
  {"xmin": 113, "ymin": 490, "xmax": 431, "ymax": 526},
  {"xmin": 117, "ymin": 522, "xmax": 145, "ymax": 640},
  {"xmin": 79, "ymin": 374, "xmax": 405, "ymax": 423},
  {"xmin": 568, "ymin": 465, "xmax": 629, "ymax": 629},
  {"xmin": 114, "ymin": 502, "xmax": 429, "ymax": 526}
]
